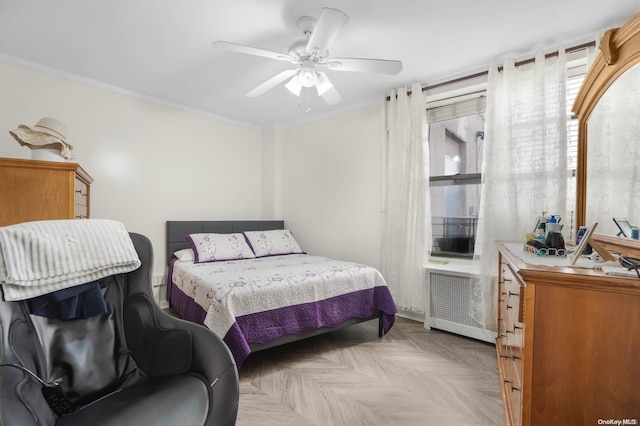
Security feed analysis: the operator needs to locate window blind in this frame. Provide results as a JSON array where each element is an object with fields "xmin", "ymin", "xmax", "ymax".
[{"xmin": 426, "ymin": 93, "xmax": 486, "ymax": 123}]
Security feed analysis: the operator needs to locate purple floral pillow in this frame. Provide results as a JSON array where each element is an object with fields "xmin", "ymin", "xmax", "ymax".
[
  {"xmin": 186, "ymin": 233, "xmax": 255, "ymax": 263},
  {"xmin": 243, "ymin": 230, "xmax": 303, "ymax": 258}
]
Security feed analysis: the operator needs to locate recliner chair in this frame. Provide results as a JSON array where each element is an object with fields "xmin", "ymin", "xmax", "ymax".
[{"xmin": 0, "ymin": 232, "xmax": 239, "ymax": 426}]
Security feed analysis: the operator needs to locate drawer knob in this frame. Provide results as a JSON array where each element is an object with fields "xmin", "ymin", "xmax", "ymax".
[
  {"xmin": 500, "ymin": 354, "xmax": 521, "ymax": 361},
  {"xmin": 504, "ymin": 380, "xmax": 521, "ymax": 392}
]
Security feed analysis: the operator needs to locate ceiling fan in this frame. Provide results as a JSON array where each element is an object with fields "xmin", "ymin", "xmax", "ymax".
[{"xmin": 211, "ymin": 7, "xmax": 403, "ymax": 105}]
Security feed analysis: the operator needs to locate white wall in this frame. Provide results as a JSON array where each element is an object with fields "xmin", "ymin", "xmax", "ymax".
[
  {"xmin": 0, "ymin": 60, "xmax": 264, "ymax": 278},
  {"xmin": 0, "ymin": 58, "xmax": 387, "ymax": 284},
  {"xmin": 272, "ymin": 104, "xmax": 386, "ymax": 269}
]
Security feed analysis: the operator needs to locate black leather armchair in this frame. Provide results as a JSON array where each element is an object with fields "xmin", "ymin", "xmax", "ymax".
[{"xmin": 0, "ymin": 233, "xmax": 239, "ymax": 426}]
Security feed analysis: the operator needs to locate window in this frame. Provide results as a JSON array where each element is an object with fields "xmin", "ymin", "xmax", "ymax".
[
  {"xmin": 426, "ymin": 48, "xmax": 589, "ymax": 258},
  {"xmin": 427, "ymin": 92, "xmax": 486, "ymax": 258}
]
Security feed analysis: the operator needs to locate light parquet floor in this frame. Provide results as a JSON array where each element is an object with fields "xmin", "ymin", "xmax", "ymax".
[{"xmin": 236, "ymin": 317, "xmax": 504, "ymax": 426}]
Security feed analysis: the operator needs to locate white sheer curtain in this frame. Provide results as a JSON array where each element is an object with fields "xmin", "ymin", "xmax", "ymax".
[
  {"xmin": 382, "ymin": 82, "xmax": 431, "ymax": 319},
  {"xmin": 471, "ymin": 49, "xmax": 568, "ymax": 329}
]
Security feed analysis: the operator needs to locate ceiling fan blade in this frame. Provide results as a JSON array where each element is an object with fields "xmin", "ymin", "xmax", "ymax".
[
  {"xmin": 325, "ymin": 57, "xmax": 403, "ymax": 75},
  {"xmin": 306, "ymin": 8, "xmax": 349, "ymax": 55},
  {"xmin": 321, "ymin": 85, "xmax": 342, "ymax": 105},
  {"xmin": 212, "ymin": 40, "xmax": 296, "ymax": 63},
  {"xmin": 246, "ymin": 69, "xmax": 298, "ymax": 97}
]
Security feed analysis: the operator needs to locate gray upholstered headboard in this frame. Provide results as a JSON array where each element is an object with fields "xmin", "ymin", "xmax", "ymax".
[{"xmin": 165, "ymin": 220, "xmax": 285, "ymax": 264}]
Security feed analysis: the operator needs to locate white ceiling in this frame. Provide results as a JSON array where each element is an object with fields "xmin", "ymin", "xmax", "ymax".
[{"xmin": 0, "ymin": 1, "xmax": 638, "ymax": 129}]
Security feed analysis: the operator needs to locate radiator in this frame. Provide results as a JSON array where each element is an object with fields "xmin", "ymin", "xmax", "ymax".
[{"xmin": 427, "ymin": 269, "xmax": 495, "ymax": 343}]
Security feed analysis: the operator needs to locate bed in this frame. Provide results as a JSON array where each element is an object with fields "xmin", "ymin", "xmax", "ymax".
[{"xmin": 165, "ymin": 220, "xmax": 397, "ymax": 367}]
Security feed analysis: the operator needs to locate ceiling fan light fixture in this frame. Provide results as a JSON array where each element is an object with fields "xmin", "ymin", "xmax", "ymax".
[
  {"xmin": 299, "ymin": 67, "xmax": 317, "ymax": 88},
  {"xmin": 315, "ymin": 72, "xmax": 333, "ymax": 96},
  {"xmin": 285, "ymin": 75, "xmax": 303, "ymax": 96}
]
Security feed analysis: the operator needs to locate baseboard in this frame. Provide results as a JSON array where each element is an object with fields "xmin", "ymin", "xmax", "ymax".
[
  {"xmin": 431, "ymin": 318, "xmax": 496, "ymax": 343},
  {"xmin": 152, "ymin": 273, "xmax": 167, "ymax": 307}
]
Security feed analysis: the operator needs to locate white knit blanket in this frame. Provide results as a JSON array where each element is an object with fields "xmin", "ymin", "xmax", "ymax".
[{"xmin": 0, "ymin": 219, "xmax": 141, "ymax": 301}]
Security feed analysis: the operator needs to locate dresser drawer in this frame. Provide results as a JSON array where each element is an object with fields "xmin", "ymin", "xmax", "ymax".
[
  {"xmin": 502, "ymin": 345, "xmax": 523, "ymax": 388},
  {"xmin": 504, "ymin": 381, "xmax": 522, "ymax": 426},
  {"xmin": 504, "ymin": 322, "xmax": 524, "ymax": 349},
  {"xmin": 74, "ymin": 206, "xmax": 88, "ymax": 219},
  {"xmin": 74, "ymin": 177, "xmax": 90, "ymax": 219},
  {"xmin": 500, "ymin": 261, "xmax": 524, "ymax": 354},
  {"xmin": 74, "ymin": 179, "xmax": 88, "ymax": 205}
]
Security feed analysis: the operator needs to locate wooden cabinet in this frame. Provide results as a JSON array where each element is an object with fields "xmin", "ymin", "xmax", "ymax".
[
  {"xmin": 0, "ymin": 157, "xmax": 93, "ymax": 226},
  {"xmin": 497, "ymin": 242, "xmax": 640, "ymax": 426}
]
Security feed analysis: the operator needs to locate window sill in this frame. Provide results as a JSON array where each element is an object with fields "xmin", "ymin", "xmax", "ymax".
[{"xmin": 424, "ymin": 256, "xmax": 476, "ymax": 275}]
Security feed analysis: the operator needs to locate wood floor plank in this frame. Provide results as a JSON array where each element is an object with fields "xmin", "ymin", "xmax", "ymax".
[{"xmin": 237, "ymin": 317, "xmax": 504, "ymax": 426}]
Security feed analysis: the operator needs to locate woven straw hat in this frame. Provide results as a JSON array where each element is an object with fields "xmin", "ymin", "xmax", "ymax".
[{"xmin": 10, "ymin": 117, "xmax": 73, "ymax": 159}]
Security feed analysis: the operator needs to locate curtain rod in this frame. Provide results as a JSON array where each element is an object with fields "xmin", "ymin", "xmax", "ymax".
[{"xmin": 386, "ymin": 41, "xmax": 596, "ymax": 101}]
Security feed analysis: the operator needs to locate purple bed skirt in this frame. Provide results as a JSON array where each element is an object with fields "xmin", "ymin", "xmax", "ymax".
[{"xmin": 167, "ymin": 276, "xmax": 397, "ymax": 367}]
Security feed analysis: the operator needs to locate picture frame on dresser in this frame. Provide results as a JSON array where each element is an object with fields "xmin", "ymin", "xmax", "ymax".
[
  {"xmin": 570, "ymin": 222, "xmax": 597, "ymax": 265},
  {"xmin": 613, "ymin": 217, "xmax": 633, "ymax": 238},
  {"xmin": 570, "ymin": 222, "xmax": 615, "ymax": 265}
]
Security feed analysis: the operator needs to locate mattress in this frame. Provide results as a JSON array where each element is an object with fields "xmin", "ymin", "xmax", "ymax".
[{"xmin": 168, "ymin": 253, "xmax": 397, "ymax": 366}]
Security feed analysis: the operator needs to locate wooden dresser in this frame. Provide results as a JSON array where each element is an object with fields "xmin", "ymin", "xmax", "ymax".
[
  {"xmin": 0, "ymin": 157, "xmax": 93, "ymax": 226},
  {"xmin": 497, "ymin": 242, "xmax": 640, "ymax": 425}
]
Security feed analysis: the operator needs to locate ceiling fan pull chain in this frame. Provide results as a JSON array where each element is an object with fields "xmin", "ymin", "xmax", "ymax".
[{"xmin": 297, "ymin": 87, "xmax": 311, "ymax": 113}]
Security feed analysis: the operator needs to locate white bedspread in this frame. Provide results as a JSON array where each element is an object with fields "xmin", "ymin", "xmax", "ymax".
[{"xmin": 171, "ymin": 254, "xmax": 389, "ymax": 338}]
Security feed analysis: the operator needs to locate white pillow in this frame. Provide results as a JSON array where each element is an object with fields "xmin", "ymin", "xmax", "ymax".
[
  {"xmin": 243, "ymin": 229, "xmax": 303, "ymax": 257},
  {"xmin": 173, "ymin": 248, "xmax": 194, "ymax": 262},
  {"xmin": 186, "ymin": 233, "xmax": 255, "ymax": 263}
]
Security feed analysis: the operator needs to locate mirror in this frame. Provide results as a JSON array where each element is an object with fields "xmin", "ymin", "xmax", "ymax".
[
  {"xmin": 585, "ymin": 62, "xmax": 640, "ymax": 235},
  {"xmin": 574, "ymin": 12, "xmax": 640, "ymax": 236}
]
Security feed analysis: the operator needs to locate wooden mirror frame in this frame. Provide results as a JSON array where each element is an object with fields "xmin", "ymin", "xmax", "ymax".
[
  {"xmin": 573, "ymin": 12, "xmax": 640, "ymax": 231},
  {"xmin": 573, "ymin": 12, "xmax": 640, "ymax": 257}
]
